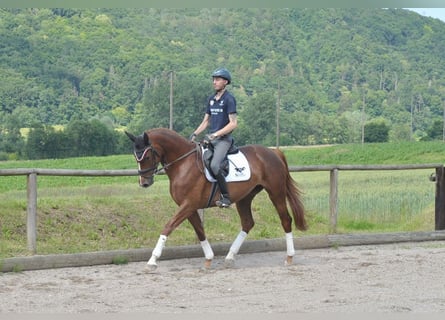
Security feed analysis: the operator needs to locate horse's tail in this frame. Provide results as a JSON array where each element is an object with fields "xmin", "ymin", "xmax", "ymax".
[{"xmin": 275, "ymin": 149, "xmax": 307, "ymax": 231}]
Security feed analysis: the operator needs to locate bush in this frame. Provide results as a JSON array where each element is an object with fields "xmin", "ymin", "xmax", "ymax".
[
  {"xmin": 25, "ymin": 119, "xmax": 120, "ymax": 160},
  {"xmin": 0, "ymin": 152, "xmax": 9, "ymax": 161},
  {"xmin": 364, "ymin": 120, "xmax": 389, "ymax": 143}
]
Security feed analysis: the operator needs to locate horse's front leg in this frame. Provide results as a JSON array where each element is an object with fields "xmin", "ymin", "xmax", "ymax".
[
  {"xmin": 189, "ymin": 209, "xmax": 214, "ymax": 269},
  {"xmin": 225, "ymin": 194, "xmax": 256, "ymax": 267},
  {"xmin": 146, "ymin": 207, "xmax": 214, "ymax": 271},
  {"xmin": 146, "ymin": 206, "xmax": 192, "ymax": 271},
  {"xmin": 147, "ymin": 234, "xmax": 168, "ymax": 270}
]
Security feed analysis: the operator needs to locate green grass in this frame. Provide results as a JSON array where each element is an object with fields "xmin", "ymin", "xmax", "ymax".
[
  {"xmin": 282, "ymin": 141, "xmax": 445, "ymax": 165},
  {"xmin": 0, "ymin": 141, "xmax": 442, "ymax": 258}
]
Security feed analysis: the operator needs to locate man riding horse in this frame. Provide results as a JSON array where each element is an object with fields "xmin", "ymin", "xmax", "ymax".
[
  {"xmin": 190, "ymin": 67, "xmax": 237, "ymax": 208},
  {"xmin": 126, "ymin": 68, "xmax": 306, "ymax": 270}
]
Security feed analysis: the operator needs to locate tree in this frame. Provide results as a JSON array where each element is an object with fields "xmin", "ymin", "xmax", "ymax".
[
  {"xmin": 238, "ymin": 90, "xmax": 276, "ymax": 145},
  {"xmin": 364, "ymin": 120, "xmax": 390, "ymax": 143},
  {"xmin": 423, "ymin": 119, "xmax": 443, "ymax": 141},
  {"xmin": 0, "ymin": 114, "xmax": 25, "ymax": 157},
  {"xmin": 26, "ymin": 124, "xmax": 72, "ymax": 159},
  {"xmin": 65, "ymin": 119, "xmax": 116, "ymax": 157},
  {"xmin": 25, "ymin": 124, "xmax": 47, "ymax": 159}
]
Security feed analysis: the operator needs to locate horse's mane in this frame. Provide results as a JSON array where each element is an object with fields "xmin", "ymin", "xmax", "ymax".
[
  {"xmin": 146, "ymin": 128, "xmax": 191, "ymax": 146},
  {"xmin": 147, "ymin": 128, "xmax": 183, "ymax": 139}
]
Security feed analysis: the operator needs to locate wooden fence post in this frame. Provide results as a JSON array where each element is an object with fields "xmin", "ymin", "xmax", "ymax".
[
  {"xmin": 435, "ymin": 166, "xmax": 445, "ymax": 230},
  {"xmin": 329, "ymin": 169, "xmax": 338, "ymax": 234},
  {"xmin": 27, "ymin": 173, "xmax": 37, "ymax": 254}
]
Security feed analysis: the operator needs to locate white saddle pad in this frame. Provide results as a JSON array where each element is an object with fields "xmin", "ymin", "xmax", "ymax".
[{"xmin": 203, "ymin": 149, "xmax": 251, "ymax": 182}]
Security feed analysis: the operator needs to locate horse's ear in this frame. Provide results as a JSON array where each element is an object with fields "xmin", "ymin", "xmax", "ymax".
[
  {"xmin": 125, "ymin": 131, "xmax": 136, "ymax": 142},
  {"xmin": 143, "ymin": 132, "xmax": 150, "ymax": 146}
]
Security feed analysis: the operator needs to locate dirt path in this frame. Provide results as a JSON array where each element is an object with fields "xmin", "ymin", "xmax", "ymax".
[{"xmin": 1, "ymin": 241, "xmax": 445, "ymax": 313}]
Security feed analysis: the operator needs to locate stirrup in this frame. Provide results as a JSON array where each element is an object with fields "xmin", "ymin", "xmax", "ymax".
[{"xmin": 216, "ymin": 196, "xmax": 231, "ymax": 208}]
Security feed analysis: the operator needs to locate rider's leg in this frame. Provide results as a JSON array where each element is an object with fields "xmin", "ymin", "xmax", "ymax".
[
  {"xmin": 215, "ymin": 171, "xmax": 231, "ymax": 207},
  {"xmin": 210, "ymin": 138, "xmax": 232, "ymax": 208}
]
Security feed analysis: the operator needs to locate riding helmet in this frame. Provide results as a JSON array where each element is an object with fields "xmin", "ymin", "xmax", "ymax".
[{"xmin": 212, "ymin": 67, "xmax": 231, "ymax": 84}]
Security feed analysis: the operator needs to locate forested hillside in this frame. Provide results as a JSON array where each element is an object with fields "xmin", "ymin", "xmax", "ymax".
[{"xmin": 1, "ymin": 8, "xmax": 445, "ymax": 159}]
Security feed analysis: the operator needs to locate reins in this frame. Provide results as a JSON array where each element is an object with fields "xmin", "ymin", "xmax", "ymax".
[
  {"xmin": 158, "ymin": 143, "xmax": 200, "ymax": 173},
  {"xmin": 138, "ymin": 143, "xmax": 199, "ymax": 176}
]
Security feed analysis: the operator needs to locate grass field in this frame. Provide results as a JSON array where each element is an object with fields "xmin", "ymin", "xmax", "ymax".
[{"xmin": 1, "ymin": 141, "xmax": 444, "ymax": 258}]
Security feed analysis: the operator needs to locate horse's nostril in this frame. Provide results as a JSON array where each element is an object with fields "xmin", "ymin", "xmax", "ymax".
[{"xmin": 142, "ymin": 183, "xmax": 150, "ymax": 188}]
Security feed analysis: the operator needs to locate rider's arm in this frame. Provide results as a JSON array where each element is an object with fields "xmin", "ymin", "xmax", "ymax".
[
  {"xmin": 193, "ymin": 113, "xmax": 210, "ymax": 136},
  {"xmin": 212, "ymin": 113, "xmax": 237, "ymax": 138}
]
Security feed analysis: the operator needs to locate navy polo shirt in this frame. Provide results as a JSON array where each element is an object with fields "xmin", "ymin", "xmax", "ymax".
[{"xmin": 205, "ymin": 90, "xmax": 237, "ymax": 134}]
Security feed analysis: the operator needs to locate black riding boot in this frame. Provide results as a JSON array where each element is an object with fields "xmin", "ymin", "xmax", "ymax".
[{"xmin": 215, "ymin": 172, "xmax": 231, "ymax": 208}]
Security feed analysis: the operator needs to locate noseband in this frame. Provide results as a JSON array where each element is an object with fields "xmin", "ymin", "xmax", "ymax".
[
  {"xmin": 134, "ymin": 143, "xmax": 199, "ymax": 178},
  {"xmin": 134, "ymin": 146, "xmax": 160, "ymax": 177}
]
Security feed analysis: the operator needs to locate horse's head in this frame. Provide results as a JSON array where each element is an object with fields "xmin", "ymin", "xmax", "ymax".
[{"xmin": 125, "ymin": 131, "xmax": 159, "ymax": 188}]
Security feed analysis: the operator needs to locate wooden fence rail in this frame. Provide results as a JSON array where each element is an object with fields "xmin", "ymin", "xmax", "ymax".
[{"xmin": 1, "ymin": 163, "xmax": 445, "ymax": 254}]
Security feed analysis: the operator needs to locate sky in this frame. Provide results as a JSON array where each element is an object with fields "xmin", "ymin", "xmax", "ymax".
[{"xmin": 405, "ymin": 8, "xmax": 445, "ymax": 22}]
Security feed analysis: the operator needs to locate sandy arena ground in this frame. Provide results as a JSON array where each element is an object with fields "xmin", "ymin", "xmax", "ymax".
[{"xmin": 1, "ymin": 241, "xmax": 445, "ymax": 313}]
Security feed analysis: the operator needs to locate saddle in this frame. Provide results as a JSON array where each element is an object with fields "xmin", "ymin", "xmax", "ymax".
[{"xmin": 202, "ymin": 143, "xmax": 251, "ymax": 183}]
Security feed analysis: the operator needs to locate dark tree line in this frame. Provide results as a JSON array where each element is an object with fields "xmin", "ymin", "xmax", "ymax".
[{"xmin": 23, "ymin": 119, "xmax": 130, "ymax": 160}]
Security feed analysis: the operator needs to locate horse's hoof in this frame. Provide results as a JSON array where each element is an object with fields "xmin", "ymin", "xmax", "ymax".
[
  {"xmin": 199, "ymin": 264, "xmax": 214, "ymax": 273},
  {"xmin": 284, "ymin": 256, "xmax": 293, "ymax": 266},
  {"xmin": 224, "ymin": 258, "xmax": 235, "ymax": 268},
  {"xmin": 204, "ymin": 259, "xmax": 212, "ymax": 269},
  {"xmin": 144, "ymin": 263, "xmax": 158, "ymax": 273}
]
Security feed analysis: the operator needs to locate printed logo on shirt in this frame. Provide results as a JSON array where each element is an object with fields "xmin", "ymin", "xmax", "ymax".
[
  {"xmin": 210, "ymin": 99, "xmax": 224, "ymax": 106},
  {"xmin": 211, "ymin": 108, "xmax": 224, "ymax": 114}
]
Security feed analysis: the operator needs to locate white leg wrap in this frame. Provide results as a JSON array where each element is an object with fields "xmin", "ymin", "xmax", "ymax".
[
  {"xmin": 148, "ymin": 235, "xmax": 167, "ymax": 265},
  {"xmin": 147, "ymin": 255, "xmax": 157, "ymax": 266},
  {"xmin": 200, "ymin": 239, "xmax": 214, "ymax": 260},
  {"xmin": 286, "ymin": 232, "xmax": 295, "ymax": 257},
  {"xmin": 226, "ymin": 231, "xmax": 247, "ymax": 260}
]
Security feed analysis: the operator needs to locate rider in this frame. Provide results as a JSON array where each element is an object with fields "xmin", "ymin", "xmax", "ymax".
[{"xmin": 190, "ymin": 67, "xmax": 237, "ymax": 208}]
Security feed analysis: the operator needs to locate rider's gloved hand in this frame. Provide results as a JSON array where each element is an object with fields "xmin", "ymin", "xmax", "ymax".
[
  {"xmin": 203, "ymin": 134, "xmax": 211, "ymax": 145},
  {"xmin": 203, "ymin": 133, "xmax": 218, "ymax": 146},
  {"xmin": 189, "ymin": 133, "xmax": 197, "ymax": 142}
]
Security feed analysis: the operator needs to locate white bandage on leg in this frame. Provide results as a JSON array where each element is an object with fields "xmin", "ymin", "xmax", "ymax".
[
  {"xmin": 226, "ymin": 231, "xmax": 247, "ymax": 260},
  {"xmin": 200, "ymin": 239, "xmax": 214, "ymax": 260},
  {"xmin": 285, "ymin": 232, "xmax": 295, "ymax": 257},
  {"xmin": 147, "ymin": 255, "xmax": 157, "ymax": 265},
  {"xmin": 152, "ymin": 234, "xmax": 167, "ymax": 258}
]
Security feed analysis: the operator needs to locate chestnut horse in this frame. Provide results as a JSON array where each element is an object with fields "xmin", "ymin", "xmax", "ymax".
[{"xmin": 126, "ymin": 128, "xmax": 306, "ymax": 270}]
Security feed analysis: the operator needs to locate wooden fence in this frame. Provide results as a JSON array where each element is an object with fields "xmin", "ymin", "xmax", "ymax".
[{"xmin": 1, "ymin": 163, "xmax": 445, "ymax": 255}]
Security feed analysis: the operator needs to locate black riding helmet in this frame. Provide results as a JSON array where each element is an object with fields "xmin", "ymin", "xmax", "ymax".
[{"xmin": 212, "ymin": 67, "xmax": 231, "ymax": 85}]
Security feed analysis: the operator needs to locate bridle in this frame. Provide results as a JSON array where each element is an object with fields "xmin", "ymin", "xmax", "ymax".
[
  {"xmin": 134, "ymin": 143, "xmax": 199, "ymax": 178},
  {"xmin": 134, "ymin": 146, "xmax": 160, "ymax": 178}
]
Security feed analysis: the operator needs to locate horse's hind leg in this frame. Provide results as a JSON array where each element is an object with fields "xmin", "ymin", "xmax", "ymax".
[
  {"xmin": 188, "ymin": 210, "xmax": 214, "ymax": 269},
  {"xmin": 267, "ymin": 191, "xmax": 295, "ymax": 266}
]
